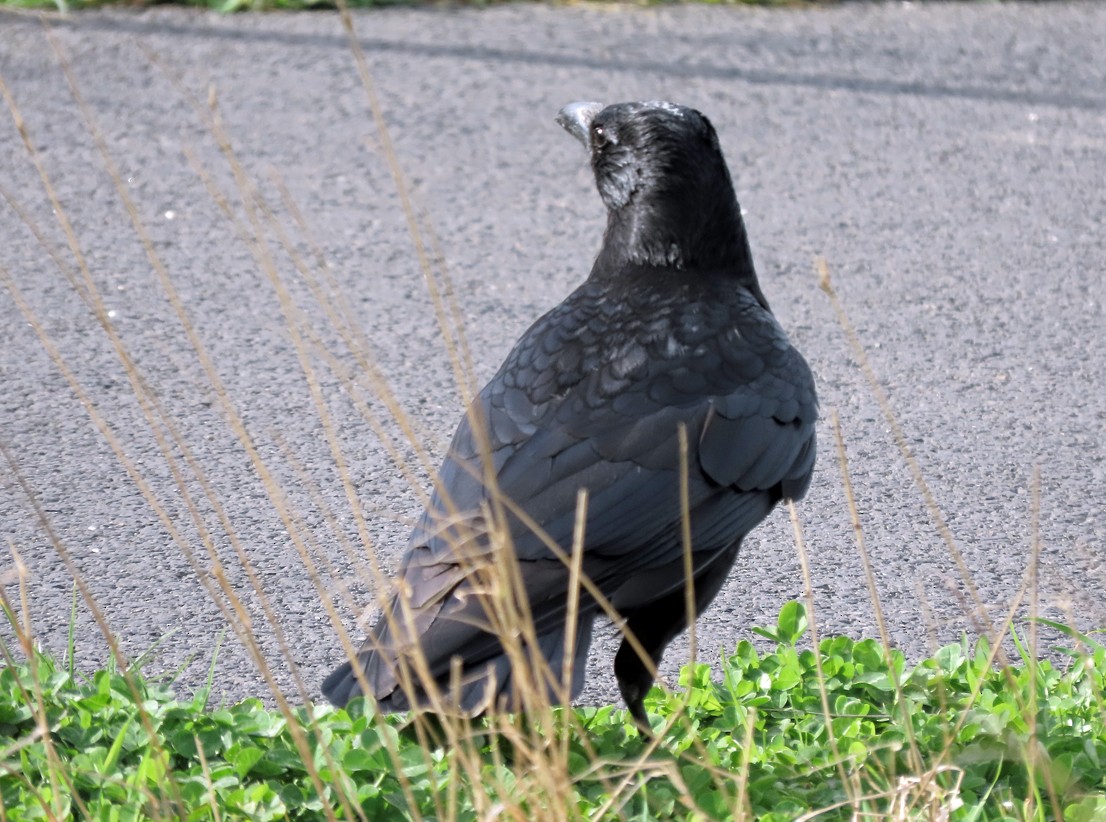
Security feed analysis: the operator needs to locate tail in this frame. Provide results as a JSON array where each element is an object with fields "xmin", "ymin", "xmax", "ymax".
[
  {"xmin": 321, "ymin": 613, "xmax": 595, "ymax": 713},
  {"xmin": 320, "ymin": 660, "xmax": 363, "ymax": 708}
]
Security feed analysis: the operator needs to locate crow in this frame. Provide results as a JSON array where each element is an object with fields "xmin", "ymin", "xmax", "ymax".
[{"xmin": 322, "ymin": 101, "xmax": 817, "ymax": 729}]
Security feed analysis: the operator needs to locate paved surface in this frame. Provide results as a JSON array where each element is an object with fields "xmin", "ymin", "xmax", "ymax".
[{"xmin": 1, "ymin": 3, "xmax": 1103, "ymax": 709}]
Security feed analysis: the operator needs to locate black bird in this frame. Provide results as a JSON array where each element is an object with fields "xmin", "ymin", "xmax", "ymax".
[{"xmin": 322, "ymin": 101, "xmax": 817, "ymax": 729}]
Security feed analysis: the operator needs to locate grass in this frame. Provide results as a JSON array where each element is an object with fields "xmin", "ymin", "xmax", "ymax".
[
  {"xmin": 3, "ymin": 597, "xmax": 1105, "ymax": 820},
  {"xmin": 0, "ymin": 0, "xmax": 450, "ymax": 14},
  {"xmin": 0, "ymin": 0, "xmax": 811, "ymax": 15},
  {"xmin": 2, "ymin": 5, "xmax": 1105, "ymax": 821}
]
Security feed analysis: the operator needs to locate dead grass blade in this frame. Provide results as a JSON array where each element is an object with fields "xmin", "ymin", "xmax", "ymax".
[{"xmin": 815, "ymin": 257, "xmax": 991, "ymax": 636}]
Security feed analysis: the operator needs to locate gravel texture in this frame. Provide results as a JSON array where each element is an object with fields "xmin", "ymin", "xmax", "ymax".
[{"xmin": 1, "ymin": 3, "xmax": 1103, "ymax": 708}]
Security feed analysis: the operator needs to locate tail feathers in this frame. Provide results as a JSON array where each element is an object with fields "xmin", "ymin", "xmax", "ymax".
[
  {"xmin": 321, "ymin": 612, "xmax": 595, "ymax": 713},
  {"xmin": 320, "ymin": 660, "xmax": 361, "ymax": 708}
]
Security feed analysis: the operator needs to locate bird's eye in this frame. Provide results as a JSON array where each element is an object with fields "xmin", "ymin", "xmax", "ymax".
[{"xmin": 592, "ymin": 124, "xmax": 609, "ymax": 149}]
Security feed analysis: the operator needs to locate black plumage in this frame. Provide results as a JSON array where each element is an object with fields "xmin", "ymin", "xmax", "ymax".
[{"xmin": 322, "ymin": 101, "xmax": 818, "ymax": 728}]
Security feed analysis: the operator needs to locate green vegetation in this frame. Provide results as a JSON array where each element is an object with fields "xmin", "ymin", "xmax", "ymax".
[
  {"xmin": 0, "ymin": 0, "xmax": 808, "ymax": 15},
  {"xmin": 1, "ymin": 0, "xmax": 392, "ymax": 12},
  {"xmin": 3, "ymin": 602, "xmax": 1104, "ymax": 819}
]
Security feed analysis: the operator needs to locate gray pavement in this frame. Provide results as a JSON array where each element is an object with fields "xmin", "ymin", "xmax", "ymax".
[{"xmin": 1, "ymin": 3, "xmax": 1103, "ymax": 709}]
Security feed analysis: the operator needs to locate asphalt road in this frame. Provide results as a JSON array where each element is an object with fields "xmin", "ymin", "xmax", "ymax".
[{"xmin": 1, "ymin": 3, "xmax": 1103, "ymax": 709}]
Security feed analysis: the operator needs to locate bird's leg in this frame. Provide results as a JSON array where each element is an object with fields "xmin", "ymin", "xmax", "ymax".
[
  {"xmin": 614, "ymin": 598, "xmax": 689, "ymax": 737},
  {"xmin": 614, "ymin": 639, "xmax": 659, "ymax": 735},
  {"xmin": 614, "ymin": 541, "xmax": 743, "ymax": 735}
]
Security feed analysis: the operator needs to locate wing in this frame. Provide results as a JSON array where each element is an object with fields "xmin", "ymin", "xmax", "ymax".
[{"xmin": 448, "ymin": 281, "xmax": 813, "ymax": 545}]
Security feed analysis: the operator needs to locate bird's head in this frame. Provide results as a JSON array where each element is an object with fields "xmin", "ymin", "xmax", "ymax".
[{"xmin": 557, "ymin": 100, "xmax": 752, "ymax": 274}]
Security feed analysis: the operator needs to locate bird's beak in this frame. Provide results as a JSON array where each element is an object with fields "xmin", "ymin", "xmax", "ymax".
[{"xmin": 556, "ymin": 101, "xmax": 605, "ymax": 148}]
